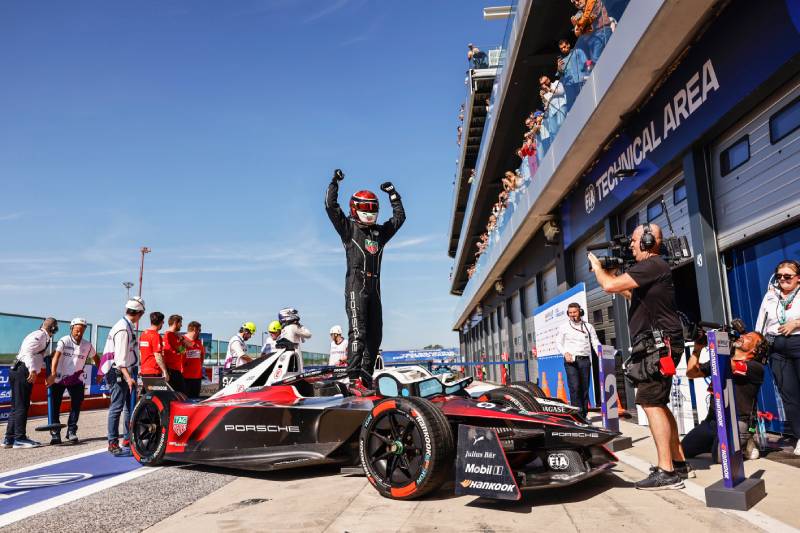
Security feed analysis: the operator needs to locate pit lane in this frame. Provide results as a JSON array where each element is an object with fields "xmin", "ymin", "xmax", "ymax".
[{"xmin": 0, "ymin": 410, "xmax": 770, "ymax": 533}]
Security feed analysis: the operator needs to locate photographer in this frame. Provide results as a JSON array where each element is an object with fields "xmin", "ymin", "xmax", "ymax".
[
  {"xmin": 589, "ymin": 223, "xmax": 688, "ymax": 490},
  {"xmin": 682, "ymin": 330, "xmax": 765, "ymax": 461}
]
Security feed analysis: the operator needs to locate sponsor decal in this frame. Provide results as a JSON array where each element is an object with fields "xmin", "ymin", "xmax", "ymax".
[
  {"xmin": 465, "ymin": 463, "xmax": 504, "ymax": 476},
  {"xmin": 472, "ymin": 435, "xmax": 485, "ymax": 446},
  {"xmin": 147, "ymin": 385, "xmax": 168, "ymax": 391},
  {"xmin": 168, "ymin": 441, "xmax": 187, "ymax": 448},
  {"xmin": 459, "ymin": 480, "xmax": 516, "ymax": 492},
  {"xmin": 551, "ymin": 431, "xmax": 599, "ymax": 438},
  {"xmin": 173, "ymin": 415, "xmax": 189, "ymax": 437},
  {"xmin": 223, "ymin": 424, "xmax": 300, "ymax": 433},
  {"xmin": 364, "ymin": 239, "xmax": 379, "ymax": 255},
  {"xmin": 584, "ymin": 183, "xmax": 596, "ymax": 214},
  {"xmin": 548, "ymin": 453, "xmax": 570, "ymax": 470},
  {"xmin": 0, "ymin": 472, "xmax": 92, "ymax": 489}
]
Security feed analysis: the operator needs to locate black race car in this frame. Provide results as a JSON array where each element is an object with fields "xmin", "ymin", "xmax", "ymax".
[{"xmin": 131, "ymin": 348, "xmax": 618, "ymax": 500}]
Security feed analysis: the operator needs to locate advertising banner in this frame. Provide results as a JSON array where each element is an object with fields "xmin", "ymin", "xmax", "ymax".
[
  {"xmin": 0, "ymin": 366, "xmax": 10, "ymax": 404},
  {"xmin": 707, "ymin": 330, "xmax": 745, "ymax": 489},
  {"xmin": 88, "ymin": 365, "xmax": 111, "ymax": 396},
  {"xmin": 454, "ymin": 425, "xmax": 520, "ymax": 501},
  {"xmin": 380, "ymin": 348, "xmax": 460, "ymax": 365},
  {"xmin": 670, "ymin": 349, "xmax": 696, "ymax": 435},
  {"xmin": 532, "ymin": 283, "xmax": 595, "ymax": 406},
  {"xmin": 597, "ymin": 345, "xmax": 619, "ymax": 433}
]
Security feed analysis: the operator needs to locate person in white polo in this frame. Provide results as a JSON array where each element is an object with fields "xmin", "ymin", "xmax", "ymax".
[
  {"xmin": 556, "ymin": 302, "xmax": 600, "ymax": 418},
  {"xmin": 328, "ymin": 325, "xmax": 347, "ymax": 366},
  {"xmin": 46, "ymin": 317, "xmax": 99, "ymax": 444}
]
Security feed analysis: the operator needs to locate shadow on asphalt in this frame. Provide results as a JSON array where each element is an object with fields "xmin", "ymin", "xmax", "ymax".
[
  {"xmin": 463, "ymin": 472, "xmax": 632, "ymax": 513},
  {"xmin": 178, "ymin": 462, "xmax": 345, "ymax": 481}
]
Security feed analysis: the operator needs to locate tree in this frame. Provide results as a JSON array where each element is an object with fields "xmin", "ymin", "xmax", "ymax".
[{"xmin": 423, "ymin": 344, "xmax": 443, "ymax": 350}]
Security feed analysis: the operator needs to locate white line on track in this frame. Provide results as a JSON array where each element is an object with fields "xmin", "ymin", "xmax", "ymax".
[
  {"xmin": 0, "ymin": 447, "xmax": 107, "ymax": 478},
  {"xmin": 0, "ymin": 462, "xmax": 161, "ymax": 528},
  {"xmin": 616, "ymin": 451, "xmax": 797, "ymax": 533}
]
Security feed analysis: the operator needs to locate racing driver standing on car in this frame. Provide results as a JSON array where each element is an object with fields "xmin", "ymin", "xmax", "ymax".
[{"xmin": 325, "ymin": 168, "xmax": 405, "ymax": 394}]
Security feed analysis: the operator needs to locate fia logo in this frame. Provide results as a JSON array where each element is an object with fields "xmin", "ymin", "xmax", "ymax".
[
  {"xmin": 584, "ymin": 183, "xmax": 597, "ymax": 214},
  {"xmin": 548, "ymin": 453, "xmax": 570, "ymax": 470}
]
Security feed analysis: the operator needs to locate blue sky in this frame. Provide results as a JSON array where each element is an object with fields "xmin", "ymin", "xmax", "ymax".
[{"xmin": 0, "ymin": 0, "xmax": 506, "ymax": 352}]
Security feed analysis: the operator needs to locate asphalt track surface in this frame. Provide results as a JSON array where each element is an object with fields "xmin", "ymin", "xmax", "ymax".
[{"xmin": 0, "ymin": 409, "xmax": 790, "ymax": 533}]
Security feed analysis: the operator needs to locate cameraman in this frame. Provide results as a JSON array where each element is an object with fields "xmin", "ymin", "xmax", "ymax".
[{"xmin": 589, "ymin": 223, "xmax": 688, "ymax": 490}]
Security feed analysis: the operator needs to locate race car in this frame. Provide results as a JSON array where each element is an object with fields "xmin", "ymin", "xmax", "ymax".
[{"xmin": 131, "ymin": 342, "xmax": 619, "ymax": 500}]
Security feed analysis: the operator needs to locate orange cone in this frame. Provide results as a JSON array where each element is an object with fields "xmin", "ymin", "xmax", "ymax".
[
  {"xmin": 540, "ymin": 372, "xmax": 551, "ymax": 397},
  {"xmin": 557, "ymin": 372, "xmax": 568, "ymax": 403}
]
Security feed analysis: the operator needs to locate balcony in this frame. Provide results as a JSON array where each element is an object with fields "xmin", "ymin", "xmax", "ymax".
[{"xmin": 450, "ymin": 0, "xmax": 719, "ymax": 327}]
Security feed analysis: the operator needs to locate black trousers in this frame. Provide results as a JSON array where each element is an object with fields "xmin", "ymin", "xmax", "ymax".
[
  {"xmin": 565, "ymin": 357, "xmax": 592, "ymax": 416},
  {"xmin": 49, "ymin": 382, "xmax": 85, "ymax": 436},
  {"xmin": 4, "ymin": 363, "xmax": 33, "ymax": 441},
  {"xmin": 769, "ymin": 335, "xmax": 800, "ymax": 438},
  {"xmin": 682, "ymin": 418, "xmax": 750, "ymax": 462},
  {"xmin": 168, "ymin": 369, "xmax": 186, "ymax": 394},
  {"xmin": 185, "ymin": 378, "xmax": 202, "ymax": 399},
  {"xmin": 346, "ymin": 286, "xmax": 383, "ymax": 387}
]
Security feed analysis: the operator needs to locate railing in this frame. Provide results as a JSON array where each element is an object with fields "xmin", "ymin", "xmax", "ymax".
[{"xmin": 464, "ymin": 0, "xmax": 629, "ymax": 287}]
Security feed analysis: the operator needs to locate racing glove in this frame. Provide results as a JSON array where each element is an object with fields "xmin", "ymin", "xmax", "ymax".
[
  {"xmin": 380, "ymin": 181, "xmax": 401, "ymax": 200},
  {"xmin": 333, "ymin": 169, "xmax": 344, "ymax": 182}
]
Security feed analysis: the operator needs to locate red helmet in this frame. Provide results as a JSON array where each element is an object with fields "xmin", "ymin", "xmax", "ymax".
[{"xmin": 350, "ymin": 190, "xmax": 379, "ymax": 225}]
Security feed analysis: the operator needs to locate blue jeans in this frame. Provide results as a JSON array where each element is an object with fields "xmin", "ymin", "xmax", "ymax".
[
  {"xmin": 106, "ymin": 369, "xmax": 131, "ymax": 443},
  {"xmin": 565, "ymin": 356, "xmax": 592, "ymax": 416},
  {"xmin": 586, "ymin": 26, "xmax": 613, "ymax": 64}
]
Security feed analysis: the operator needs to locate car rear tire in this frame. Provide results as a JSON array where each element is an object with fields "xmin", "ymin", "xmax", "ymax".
[
  {"xmin": 360, "ymin": 397, "xmax": 454, "ymax": 500},
  {"xmin": 130, "ymin": 397, "xmax": 168, "ymax": 466},
  {"xmin": 480, "ymin": 386, "xmax": 542, "ymax": 412},
  {"xmin": 510, "ymin": 380, "xmax": 547, "ymax": 399}
]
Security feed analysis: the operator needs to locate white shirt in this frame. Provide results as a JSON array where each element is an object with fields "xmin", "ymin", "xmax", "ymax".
[
  {"xmin": 103, "ymin": 317, "xmax": 138, "ymax": 370},
  {"xmin": 55, "ymin": 335, "xmax": 96, "ymax": 383},
  {"xmin": 17, "ymin": 329, "xmax": 52, "ymax": 373},
  {"xmin": 543, "ymin": 81, "xmax": 567, "ymax": 118},
  {"xmin": 329, "ymin": 339, "xmax": 347, "ymax": 366},
  {"xmin": 556, "ymin": 319, "xmax": 600, "ymax": 358},
  {"xmin": 756, "ymin": 287, "xmax": 800, "ymax": 336},
  {"xmin": 260, "ymin": 336, "xmax": 278, "ymax": 356},
  {"xmin": 280, "ymin": 323, "xmax": 311, "ymax": 359},
  {"xmin": 225, "ymin": 335, "xmax": 249, "ymax": 368}
]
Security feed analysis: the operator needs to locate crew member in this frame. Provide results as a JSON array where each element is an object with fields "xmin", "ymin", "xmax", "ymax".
[
  {"xmin": 46, "ymin": 317, "xmax": 98, "ymax": 444},
  {"xmin": 278, "ymin": 308, "xmax": 311, "ymax": 363},
  {"xmin": 3, "ymin": 317, "xmax": 58, "ymax": 449},
  {"xmin": 140, "ymin": 312, "xmax": 169, "ymax": 380},
  {"xmin": 555, "ymin": 303, "xmax": 600, "ymax": 418},
  {"xmin": 163, "ymin": 314, "xmax": 189, "ymax": 394},
  {"xmin": 260, "ymin": 321, "xmax": 282, "ymax": 356},
  {"xmin": 682, "ymin": 331, "xmax": 766, "ymax": 461},
  {"xmin": 225, "ymin": 322, "xmax": 256, "ymax": 368},
  {"xmin": 183, "ymin": 321, "xmax": 205, "ymax": 399},
  {"xmin": 325, "ymin": 169, "xmax": 405, "ymax": 393},
  {"xmin": 589, "ymin": 223, "xmax": 688, "ymax": 489},
  {"xmin": 328, "ymin": 325, "xmax": 347, "ymax": 366},
  {"xmin": 105, "ymin": 297, "xmax": 144, "ymax": 456}
]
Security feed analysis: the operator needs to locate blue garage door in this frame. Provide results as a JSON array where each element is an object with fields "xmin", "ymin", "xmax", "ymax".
[{"xmin": 727, "ymin": 223, "xmax": 800, "ymax": 434}]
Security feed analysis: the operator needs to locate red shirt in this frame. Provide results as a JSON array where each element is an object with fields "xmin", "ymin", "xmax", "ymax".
[
  {"xmin": 182, "ymin": 337, "xmax": 205, "ymax": 379},
  {"xmin": 162, "ymin": 330, "xmax": 184, "ymax": 372},
  {"xmin": 140, "ymin": 328, "xmax": 164, "ymax": 376}
]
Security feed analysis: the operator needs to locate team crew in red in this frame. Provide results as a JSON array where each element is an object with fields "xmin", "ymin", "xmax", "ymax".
[
  {"xmin": 140, "ymin": 312, "xmax": 169, "ymax": 379},
  {"xmin": 163, "ymin": 314, "xmax": 191, "ymax": 394},
  {"xmin": 183, "ymin": 321, "xmax": 205, "ymax": 399}
]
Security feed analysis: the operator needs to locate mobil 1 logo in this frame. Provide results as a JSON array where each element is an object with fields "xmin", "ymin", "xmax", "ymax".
[{"xmin": 455, "ymin": 425, "xmax": 520, "ymax": 501}]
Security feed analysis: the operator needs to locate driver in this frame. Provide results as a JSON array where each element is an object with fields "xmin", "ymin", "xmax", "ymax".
[
  {"xmin": 260, "ymin": 320, "xmax": 282, "ymax": 356},
  {"xmin": 682, "ymin": 330, "xmax": 767, "ymax": 461},
  {"xmin": 325, "ymin": 169, "xmax": 405, "ymax": 394},
  {"xmin": 328, "ymin": 325, "xmax": 347, "ymax": 366},
  {"xmin": 224, "ymin": 322, "xmax": 256, "ymax": 368}
]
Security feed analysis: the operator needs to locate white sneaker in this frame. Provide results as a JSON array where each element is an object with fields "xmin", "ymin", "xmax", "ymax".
[
  {"xmin": 793, "ymin": 441, "xmax": 800, "ymax": 456},
  {"xmin": 744, "ymin": 437, "xmax": 760, "ymax": 460}
]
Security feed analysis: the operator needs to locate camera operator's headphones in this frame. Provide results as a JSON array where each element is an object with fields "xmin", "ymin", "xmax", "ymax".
[{"xmin": 640, "ymin": 223, "xmax": 657, "ymax": 252}]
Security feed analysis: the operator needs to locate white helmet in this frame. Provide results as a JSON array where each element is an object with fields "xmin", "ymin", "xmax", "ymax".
[
  {"xmin": 126, "ymin": 296, "xmax": 145, "ymax": 312},
  {"xmin": 329, "ymin": 325, "xmax": 343, "ymax": 336},
  {"xmin": 70, "ymin": 317, "xmax": 87, "ymax": 327}
]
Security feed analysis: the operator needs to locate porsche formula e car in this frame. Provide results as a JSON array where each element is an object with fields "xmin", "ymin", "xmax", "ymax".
[{"xmin": 131, "ymin": 343, "xmax": 618, "ymax": 500}]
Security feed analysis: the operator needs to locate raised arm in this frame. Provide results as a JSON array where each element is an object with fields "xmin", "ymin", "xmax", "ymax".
[
  {"xmin": 380, "ymin": 181, "xmax": 406, "ymax": 241},
  {"xmin": 325, "ymin": 169, "xmax": 350, "ymax": 240}
]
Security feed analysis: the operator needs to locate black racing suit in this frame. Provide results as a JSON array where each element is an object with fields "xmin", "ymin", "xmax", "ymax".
[{"xmin": 325, "ymin": 180, "xmax": 405, "ymax": 387}]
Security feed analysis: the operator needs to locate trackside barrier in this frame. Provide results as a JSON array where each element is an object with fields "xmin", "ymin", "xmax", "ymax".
[{"xmin": 704, "ymin": 330, "xmax": 766, "ymax": 510}]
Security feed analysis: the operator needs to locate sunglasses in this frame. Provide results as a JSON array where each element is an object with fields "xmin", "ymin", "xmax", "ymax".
[{"xmin": 777, "ymin": 274, "xmax": 797, "ymax": 281}]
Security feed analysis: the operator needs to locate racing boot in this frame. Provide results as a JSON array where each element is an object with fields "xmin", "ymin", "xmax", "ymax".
[{"xmin": 348, "ymin": 378, "xmax": 375, "ymax": 397}]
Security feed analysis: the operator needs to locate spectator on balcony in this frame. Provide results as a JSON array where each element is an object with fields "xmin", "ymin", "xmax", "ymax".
[
  {"xmin": 467, "ymin": 43, "xmax": 489, "ymax": 69},
  {"xmin": 468, "ymin": 169, "xmax": 476, "ymax": 184},
  {"xmin": 570, "ymin": 0, "xmax": 613, "ymax": 66},
  {"xmin": 557, "ymin": 39, "xmax": 589, "ymax": 111},
  {"xmin": 458, "ymin": 104, "xmax": 465, "ymax": 122},
  {"xmin": 503, "ymin": 171, "xmax": 517, "ymax": 193},
  {"xmin": 533, "ymin": 111, "xmax": 550, "ymax": 158},
  {"xmin": 540, "ymin": 76, "xmax": 567, "ymax": 138},
  {"xmin": 487, "ymin": 213, "xmax": 498, "ymax": 233},
  {"xmin": 457, "ymin": 125, "xmax": 463, "ymax": 146}
]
